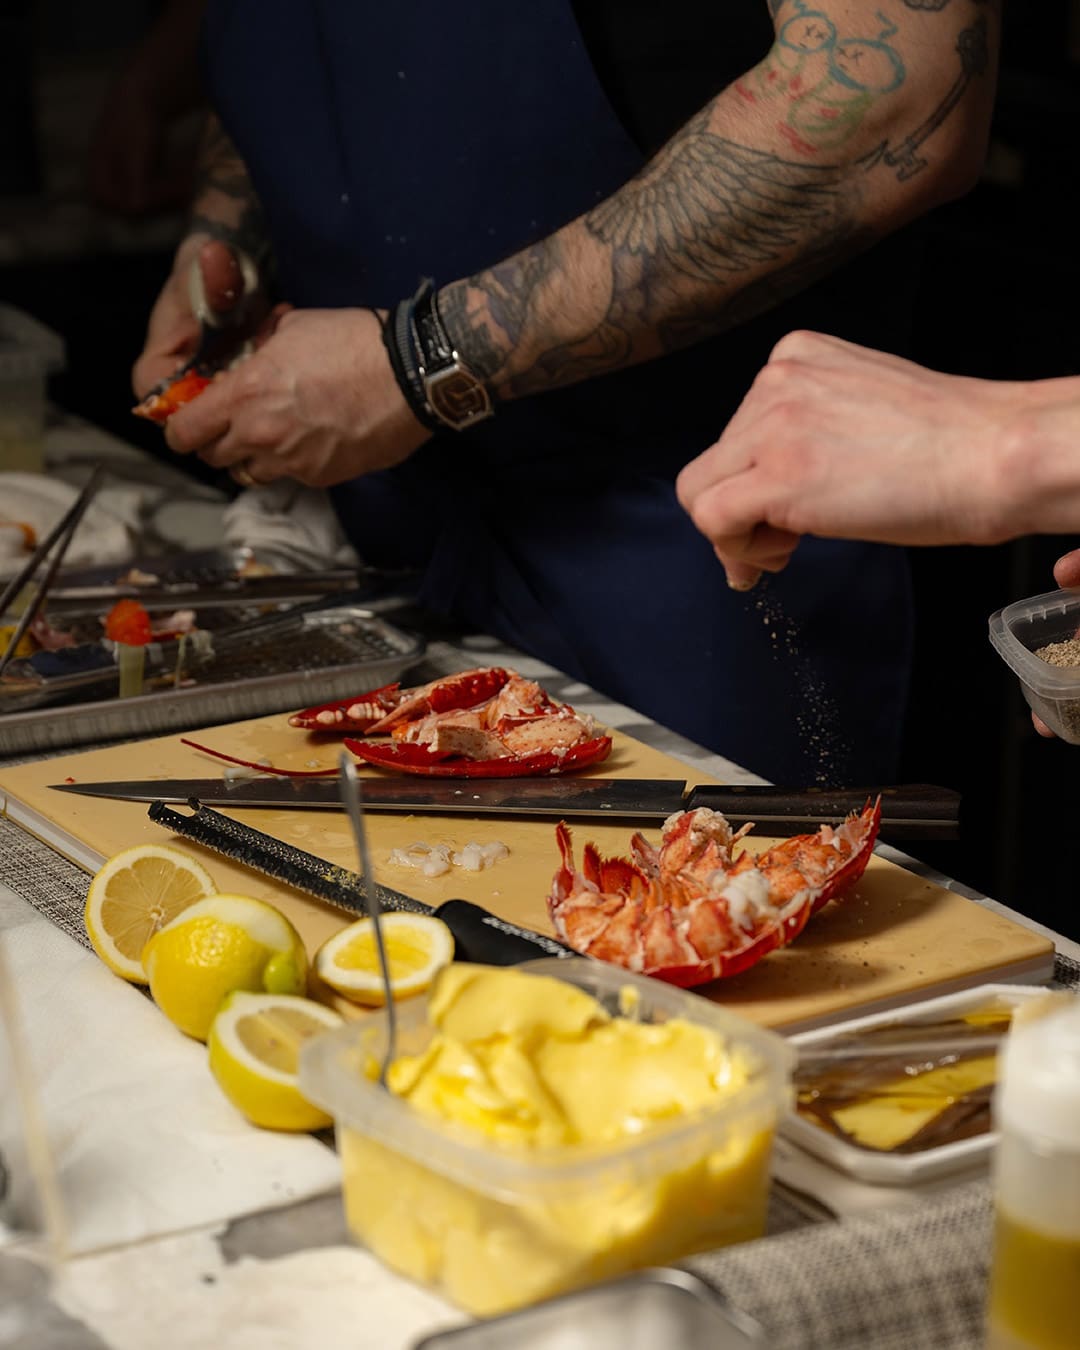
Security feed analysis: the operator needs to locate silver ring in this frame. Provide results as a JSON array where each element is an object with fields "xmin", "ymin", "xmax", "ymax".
[{"xmin": 232, "ymin": 463, "xmax": 257, "ymax": 489}]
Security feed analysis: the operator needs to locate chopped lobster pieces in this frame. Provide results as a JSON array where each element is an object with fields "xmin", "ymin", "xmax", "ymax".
[
  {"xmin": 132, "ymin": 369, "xmax": 214, "ymax": 424},
  {"xmin": 548, "ymin": 799, "xmax": 882, "ymax": 988},
  {"xmin": 292, "ymin": 665, "xmax": 613, "ymax": 777}
]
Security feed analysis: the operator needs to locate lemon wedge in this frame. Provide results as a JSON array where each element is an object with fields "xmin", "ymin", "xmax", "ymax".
[
  {"xmin": 208, "ymin": 991, "xmax": 342, "ymax": 1131},
  {"xmin": 143, "ymin": 894, "xmax": 308, "ymax": 1041},
  {"xmin": 314, "ymin": 913, "xmax": 455, "ymax": 1005},
  {"xmin": 85, "ymin": 842, "xmax": 217, "ymax": 982}
]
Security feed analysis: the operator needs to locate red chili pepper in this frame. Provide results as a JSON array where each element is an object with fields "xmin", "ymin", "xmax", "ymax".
[{"xmin": 104, "ymin": 599, "xmax": 153, "ymax": 646}]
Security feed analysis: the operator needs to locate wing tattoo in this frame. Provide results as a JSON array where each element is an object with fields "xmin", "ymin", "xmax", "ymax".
[{"xmin": 584, "ymin": 112, "xmax": 849, "ymax": 287}]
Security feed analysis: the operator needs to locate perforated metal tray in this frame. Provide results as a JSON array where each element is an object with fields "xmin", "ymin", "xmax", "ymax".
[{"xmin": 0, "ymin": 604, "xmax": 425, "ymax": 755}]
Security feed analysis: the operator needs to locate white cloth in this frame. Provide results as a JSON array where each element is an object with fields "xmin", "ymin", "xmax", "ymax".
[
  {"xmin": 0, "ymin": 474, "xmax": 142, "ymax": 579},
  {"xmin": 222, "ymin": 484, "xmax": 360, "ymax": 572},
  {"xmin": 0, "ymin": 882, "xmax": 342, "ymax": 1257}
]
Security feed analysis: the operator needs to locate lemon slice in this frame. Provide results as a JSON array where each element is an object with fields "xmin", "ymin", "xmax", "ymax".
[
  {"xmin": 315, "ymin": 913, "xmax": 455, "ymax": 1005},
  {"xmin": 143, "ymin": 894, "xmax": 308, "ymax": 1041},
  {"xmin": 208, "ymin": 991, "xmax": 343, "ymax": 1131},
  {"xmin": 85, "ymin": 843, "xmax": 217, "ymax": 982}
]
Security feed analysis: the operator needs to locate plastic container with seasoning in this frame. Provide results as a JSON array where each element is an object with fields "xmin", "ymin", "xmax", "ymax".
[
  {"xmin": 985, "ymin": 993, "xmax": 1080, "ymax": 1350},
  {"xmin": 299, "ymin": 958, "xmax": 794, "ymax": 1317},
  {"xmin": 0, "ymin": 304, "xmax": 65, "ymax": 474},
  {"xmin": 989, "ymin": 589, "xmax": 1080, "ymax": 744}
]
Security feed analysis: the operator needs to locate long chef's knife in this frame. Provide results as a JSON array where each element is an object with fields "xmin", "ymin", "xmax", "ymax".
[{"xmin": 50, "ymin": 777, "xmax": 962, "ymax": 838}]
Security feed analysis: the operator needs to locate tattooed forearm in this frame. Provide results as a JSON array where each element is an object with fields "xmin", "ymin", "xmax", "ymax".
[
  {"xmin": 442, "ymin": 114, "xmax": 861, "ymax": 397},
  {"xmin": 439, "ymin": 0, "xmax": 996, "ymax": 402},
  {"xmin": 185, "ymin": 116, "xmax": 269, "ymax": 265}
]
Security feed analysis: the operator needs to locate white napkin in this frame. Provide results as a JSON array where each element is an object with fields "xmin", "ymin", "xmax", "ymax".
[
  {"xmin": 0, "ymin": 883, "xmax": 341, "ymax": 1257},
  {"xmin": 0, "ymin": 474, "xmax": 142, "ymax": 579},
  {"xmin": 222, "ymin": 483, "xmax": 360, "ymax": 572}
]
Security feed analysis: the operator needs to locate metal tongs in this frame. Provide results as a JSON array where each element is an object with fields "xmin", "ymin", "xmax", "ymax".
[
  {"xmin": 0, "ymin": 463, "xmax": 105, "ymax": 680},
  {"xmin": 338, "ymin": 752, "xmax": 398, "ymax": 1089}
]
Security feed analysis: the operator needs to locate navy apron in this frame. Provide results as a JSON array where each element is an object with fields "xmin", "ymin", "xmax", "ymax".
[{"xmin": 203, "ymin": 0, "xmax": 913, "ymax": 786}]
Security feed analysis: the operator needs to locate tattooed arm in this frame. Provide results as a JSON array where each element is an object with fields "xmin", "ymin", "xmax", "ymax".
[
  {"xmin": 440, "ymin": 0, "xmax": 999, "ymax": 399},
  {"xmin": 132, "ymin": 114, "xmax": 272, "ymax": 400}
]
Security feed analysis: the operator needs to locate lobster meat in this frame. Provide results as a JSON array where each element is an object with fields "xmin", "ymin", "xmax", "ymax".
[
  {"xmin": 548, "ymin": 799, "xmax": 881, "ymax": 988},
  {"xmin": 291, "ymin": 666, "xmax": 612, "ymax": 777}
]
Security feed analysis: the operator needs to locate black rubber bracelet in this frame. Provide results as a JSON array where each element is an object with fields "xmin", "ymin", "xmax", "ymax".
[{"xmin": 381, "ymin": 297, "xmax": 440, "ymax": 434}]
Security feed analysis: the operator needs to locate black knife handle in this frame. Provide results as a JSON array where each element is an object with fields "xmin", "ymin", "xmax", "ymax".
[
  {"xmin": 434, "ymin": 899, "xmax": 575, "ymax": 965},
  {"xmin": 684, "ymin": 783, "xmax": 961, "ymax": 840}
]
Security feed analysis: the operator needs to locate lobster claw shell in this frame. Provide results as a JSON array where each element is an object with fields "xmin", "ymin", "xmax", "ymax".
[
  {"xmin": 132, "ymin": 369, "xmax": 214, "ymax": 424},
  {"xmin": 288, "ymin": 683, "xmax": 404, "ymax": 732}
]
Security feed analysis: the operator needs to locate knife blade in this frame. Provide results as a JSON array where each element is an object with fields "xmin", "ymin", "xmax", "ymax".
[
  {"xmin": 50, "ymin": 777, "xmax": 961, "ymax": 838},
  {"xmin": 146, "ymin": 800, "xmax": 573, "ymax": 966}
]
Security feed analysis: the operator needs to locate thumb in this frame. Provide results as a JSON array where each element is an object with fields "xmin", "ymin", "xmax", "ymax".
[
  {"xmin": 197, "ymin": 239, "xmax": 252, "ymax": 317},
  {"xmin": 1053, "ymin": 547, "xmax": 1080, "ymax": 591},
  {"xmin": 717, "ymin": 550, "xmax": 763, "ymax": 592}
]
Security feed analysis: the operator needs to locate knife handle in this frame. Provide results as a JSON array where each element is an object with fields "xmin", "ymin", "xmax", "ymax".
[
  {"xmin": 434, "ymin": 900, "xmax": 575, "ymax": 966},
  {"xmin": 684, "ymin": 783, "xmax": 962, "ymax": 840}
]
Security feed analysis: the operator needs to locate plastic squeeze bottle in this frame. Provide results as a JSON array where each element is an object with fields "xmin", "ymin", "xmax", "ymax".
[{"xmin": 985, "ymin": 994, "xmax": 1080, "ymax": 1350}]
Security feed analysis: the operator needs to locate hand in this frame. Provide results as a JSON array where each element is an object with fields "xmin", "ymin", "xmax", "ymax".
[
  {"xmin": 162, "ymin": 307, "xmax": 433, "ymax": 488},
  {"xmin": 1032, "ymin": 547, "xmax": 1080, "ymax": 738},
  {"xmin": 133, "ymin": 238, "xmax": 267, "ymax": 399},
  {"xmin": 675, "ymin": 331, "xmax": 1026, "ymax": 590}
]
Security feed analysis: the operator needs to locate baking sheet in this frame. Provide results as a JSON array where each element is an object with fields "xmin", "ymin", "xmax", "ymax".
[{"xmin": 0, "ymin": 606, "xmax": 425, "ymax": 755}]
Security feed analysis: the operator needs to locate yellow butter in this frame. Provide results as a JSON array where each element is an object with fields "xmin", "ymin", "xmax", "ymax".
[{"xmin": 341, "ymin": 964, "xmax": 775, "ymax": 1315}]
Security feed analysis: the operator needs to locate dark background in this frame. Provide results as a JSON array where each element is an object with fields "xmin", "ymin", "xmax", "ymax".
[{"xmin": 1, "ymin": 2, "xmax": 1078, "ymax": 940}]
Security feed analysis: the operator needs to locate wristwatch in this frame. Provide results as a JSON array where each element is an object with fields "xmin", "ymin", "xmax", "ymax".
[{"xmin": 411, "ymin": 281, "xmax": 494, "ymax": 431}]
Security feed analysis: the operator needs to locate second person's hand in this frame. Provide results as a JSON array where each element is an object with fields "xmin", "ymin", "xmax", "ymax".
[{"xmin": 162, "ymin": 307, "xmax": 433, "ymax": 488}]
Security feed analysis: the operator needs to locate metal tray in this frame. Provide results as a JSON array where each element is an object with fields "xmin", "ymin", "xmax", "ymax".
[
  {"xmin": 37, "ymin": 546, "xmax": 379, "ymax": 613},
  {"xmin": 0, "ymin": 604, "xmax": 425, "ymax": 756},
  {"xmin": 411, "ymin": 1269, "xmax": 763, "ymax": 1348}
]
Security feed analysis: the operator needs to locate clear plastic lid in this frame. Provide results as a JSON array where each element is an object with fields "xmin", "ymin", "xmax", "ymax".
[
  {"xmin": 0, "ymin": 304, "xmax": 66, "ymax": 381},
  {"xmin": 996, "ymin": 994, "xmax": 1080, "ymax": 1150}
]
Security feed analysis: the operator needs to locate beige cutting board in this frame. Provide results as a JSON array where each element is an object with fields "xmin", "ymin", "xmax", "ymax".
[{"xmin": 0, "ymin": 712, "xmax": 1055, "ymax": 1031}]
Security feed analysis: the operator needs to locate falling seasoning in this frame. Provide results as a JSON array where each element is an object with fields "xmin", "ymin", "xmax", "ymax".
[
  {"xmin": 751, "ymin": 581, "xmax": 850, "ymax": 785},
  {"xmin": 1034, "ymin": 635, "xmax": 1080, "ymax": 738}
]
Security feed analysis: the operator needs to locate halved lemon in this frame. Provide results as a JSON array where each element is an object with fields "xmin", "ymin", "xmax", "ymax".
[
  {"xmin": 84, "ymin": 842, "xmax": 217, "ymax": 982},
  {"xmin": 143, "ymin": 894, "xmax": 308, "ymax": 1041},
  {"xmin": 314, "ymin": 913, "xmax": 455, "ymax": 1005},
  {"xmin": 208, "ymin": 991, "xmax": 343, "ymax": 1131}
]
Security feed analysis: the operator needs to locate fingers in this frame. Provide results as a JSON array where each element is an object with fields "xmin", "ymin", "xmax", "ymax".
[
  {"xmin": 1032, "ymin": 712, "xmax": 1057, "ymax": 739},
  {"xmin": 1053, "ymin": 547, "xmax": 1080, "ymax": 590},
  {"xmin": 163, "ymin": 375, "xmax": 235, "ymax": 456}
]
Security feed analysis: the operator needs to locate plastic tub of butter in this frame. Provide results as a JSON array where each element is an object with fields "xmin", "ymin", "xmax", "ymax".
[
  {"xmin": 299, "ymin": 958, "xmax": 793, "ymax": 1317},
  {"xmin": 781, "ymin": 983, "xmax": 1051, "ymax": 1185},
  {"xmin": 989, "ymin": 588, "xmax": 1080, "ymax": 743}
]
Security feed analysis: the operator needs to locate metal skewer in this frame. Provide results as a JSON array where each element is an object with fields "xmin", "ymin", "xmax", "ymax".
[{"xmin": 338, "ymin": 752, "xmax": 397, "ymax": 1088}]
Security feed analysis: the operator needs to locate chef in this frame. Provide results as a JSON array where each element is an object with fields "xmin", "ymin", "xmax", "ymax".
[{"xmin": 137, "ymin": 0, "xmax": 1000, "ymax": 786}]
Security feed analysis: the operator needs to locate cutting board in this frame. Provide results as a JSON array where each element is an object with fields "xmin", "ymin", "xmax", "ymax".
[{"xmin": 0, "ymin": 713, "xmax": 1055, "ymax": 1032}]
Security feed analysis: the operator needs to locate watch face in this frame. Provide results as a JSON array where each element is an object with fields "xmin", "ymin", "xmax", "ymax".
[{"xmin": 427, "ymin": 367, "xmax": 493, "ymax": 429}]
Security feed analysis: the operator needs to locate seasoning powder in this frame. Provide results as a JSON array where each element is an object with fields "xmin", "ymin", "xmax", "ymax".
[{"xmin": 1035, "ymin": 636, "xmax": 1080, "ymax": 738}]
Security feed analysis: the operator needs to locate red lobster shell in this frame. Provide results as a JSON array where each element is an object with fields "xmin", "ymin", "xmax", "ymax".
[
  {"xmin": 548, "ymin": 799, "xmax": 881, "ymax": 987},
  {"xmin": 132, "ymin": 369, "xmax": 214, "ymax": 424},
  {"xmin": 292, "ymin": 666, "xmax": 612, "ymax": 777}
]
